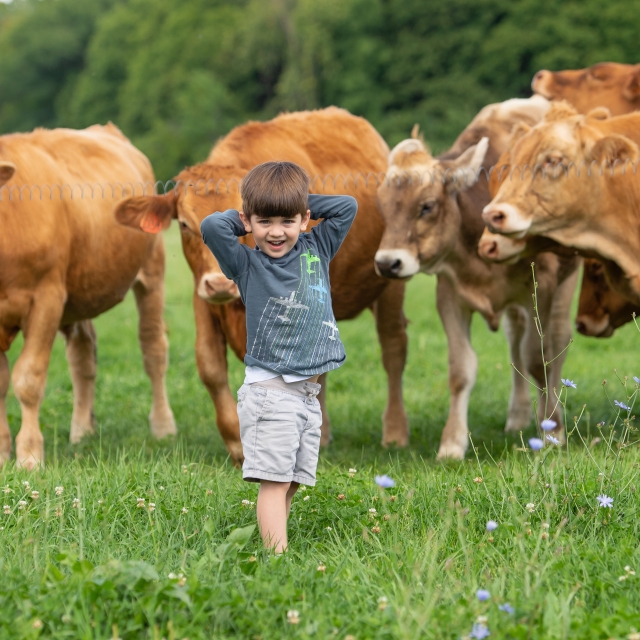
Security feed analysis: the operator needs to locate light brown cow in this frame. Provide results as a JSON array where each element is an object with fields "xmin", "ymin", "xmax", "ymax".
[
  {"xmin": 374, "ymin": 97, "xmax": 579, "ymax": 459},
  {"xmin": 0, "ymin": 125, "xmax": 176, "ymax": 469},
  {"xmin": 115, "ymin": 108, "xmax": 409, "ymax": 462},
  {"xmin": 482, "ymin": 104, "xmax": 640, "ymax": 301},
  {"xmin": 533, "ymin": 62, "xmax": 640, "ymax": 116}
]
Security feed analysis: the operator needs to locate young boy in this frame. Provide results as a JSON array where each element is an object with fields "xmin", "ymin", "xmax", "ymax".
[{"xmin": 200, "ymin": 161, "xmax": 357, "ymax": 553}]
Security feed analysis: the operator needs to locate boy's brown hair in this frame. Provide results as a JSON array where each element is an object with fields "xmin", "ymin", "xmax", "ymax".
[{"xmin": 241, "ymin": 161, "xmax": 309, "ymax": 219}]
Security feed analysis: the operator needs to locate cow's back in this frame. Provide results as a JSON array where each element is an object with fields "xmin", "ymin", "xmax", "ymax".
[
  {"xmin": 207, "ymin": 108, "xmax": 390, "ymax": 319},
  {"xmin": 0, "ymin": 125, "xmax": 157, "ymax": 324}
]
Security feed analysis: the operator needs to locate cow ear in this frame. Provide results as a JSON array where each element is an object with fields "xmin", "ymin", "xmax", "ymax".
[
  {"xmin": 588, "ymin": 134, "xmax": 639, "ymax": 165},
  {"xmin": 388, "ymin": 137, "xmax": 430, "ymax": 166},
  {"xmin": 623, "ymin": 67, "xmax": 640, "ymax": 102},
  {"xmin": 114, "ymin": 193, "xmax": 177, "ymax": 234},
  {"xmin": 442, "ymin": 137, "xmax": 489, "ymax": 191},
  {"xmin": 586, "ymin": 106, "xmax": 611, "ymax": 121},
  {"xmin": 0, "ymin": 161, "xmax": 16, "ymax": 188}
]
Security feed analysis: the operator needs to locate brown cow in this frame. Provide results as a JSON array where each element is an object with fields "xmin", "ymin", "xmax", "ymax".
[
  {"xmin": 0, "ymin": 125, "xmax": 176, "ymax": 469},
  {"xmin": 115, "ymin": 108, "xmax": 409, "ymax": 462},
  {"xmin": 482, "ymin": 104, "xmax": 640, "ymax": 302},
  {"xmin": 532, "ymin": 62, "xmax": 640, "ymax": 116},
  {"xmin": 374, "ymin": 97, "xmax": 578, "ymax": 459}
]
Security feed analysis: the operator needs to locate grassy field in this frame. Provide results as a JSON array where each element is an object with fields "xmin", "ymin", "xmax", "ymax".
[{"xmin": 1, "ymin": 228, "xmax": 640, "ymax": 639}]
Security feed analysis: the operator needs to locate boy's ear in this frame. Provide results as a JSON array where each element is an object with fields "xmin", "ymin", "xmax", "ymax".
[
  {"xmin": 300, "ymin": 209, "xmax": 311, "ymax": 232},
  {"xmin": 239, "ymin": 210, "xmax": 252, "ymax": 233}
]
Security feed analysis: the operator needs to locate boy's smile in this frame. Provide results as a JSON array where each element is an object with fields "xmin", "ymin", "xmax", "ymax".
[{"xmin": 240, "ymin": 210, "xmax": 311, "ymax": 258}]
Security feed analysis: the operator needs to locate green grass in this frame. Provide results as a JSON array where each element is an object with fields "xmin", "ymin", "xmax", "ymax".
[{"xmin": 2, "ymin": 228, "xmax": 640, "ymax": 639}]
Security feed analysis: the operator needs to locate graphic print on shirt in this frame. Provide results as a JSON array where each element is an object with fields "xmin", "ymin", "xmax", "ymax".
[{"xmin": 249, "ymin": 246, "xmax": 343, "ymax": 372}]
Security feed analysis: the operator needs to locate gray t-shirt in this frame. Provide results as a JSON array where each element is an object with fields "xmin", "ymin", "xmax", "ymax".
[{"xmin": 200, "ymin": 194, "xmax": 357, "ymax": 377}]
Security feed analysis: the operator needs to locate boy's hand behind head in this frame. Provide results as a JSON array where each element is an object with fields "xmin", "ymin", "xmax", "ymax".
[{"xmin": 240, "ymin": 209, "xmax": 311, "ymax": 258}]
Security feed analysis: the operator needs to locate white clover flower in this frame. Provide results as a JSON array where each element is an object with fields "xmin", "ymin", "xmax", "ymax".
[
  {"xmin": 3, "ymin": 505, "xmax": 10, "ymax": 515},
  {"xmin": 3, "ymin": 486, "xmax": 11, "ymax": 495},
  {"xmin": 55, "ymin": 486, "xmax": 64, "ymax": 496},
  {"xmin": 30, "ymin": 491, "xmax": 39, "ymax": 500},
  {"xmin": 525, "ymin": 502, "xmax": 535, "ymax": 513},
  {"xmin": 287, "ymin": 610, "xmax": 300, "ymax": 624},
  {"xmin": 136, "ymin": 498, "xmax": 145, "ymax": 508},
  {"xmin": 18, "ymin": 500, "xmax": 27, "ymax": 510},
  {"xmin": 181, "ymin": 507, "xmax": 188, "ymax": 514},
  {"xmin": 303, "ymin": 495, "xmax": 310, "ymax": 501},
  {"xmin": 72, "ymin": 498, "xmax": 80, "ymax": 508},
  {"xmin": 148, "ymin": 503, "xmax": 156, "ymax": 512},
  {"xmin": 369, "ymin": 508, "xmax": 377, "ymax": 514},
  {"xmin": 159, "ymin": 486, "xmax": 165, "ymax": 491},
  {"xmin": 181, "ymin": 465, "xmax": 188, "ymax": 474},
  {"xmin": 378, "ymin": 596, "xmax": 388, "ymax": 610},
  {"xmin": 97, "ymin": 499, "xmax": 104, "ymax": 505},
  {"xmin": 299, "ymin": 485, "xmax": 306, "ymax": 492},
  {"xmin": 22, "ymin": 481, "xmax": 30, "ymax": 490},
  {"xmin": 317, "ymin": 564, "xmax": 326, "ymax": 572},
  {"xmin": 326, "ymin": 526, "xmax": 332, "ymax": 531}
]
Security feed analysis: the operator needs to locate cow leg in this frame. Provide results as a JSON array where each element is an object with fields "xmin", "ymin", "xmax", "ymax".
[
  {"xmin": 194, "ymin": 296, "xmax": 243, "ymax": 465},
  {"xmin": 372, "ymin": 280, "xmax": 409, "ymax": 447},
  {"xmin": 504, "ymin": 306, "xmax": 533, "ymax": 432},
  {"xmin": 317, "ymin": 372, "xmax": 332, "ymax": 447},
  {"xmin": 12, "ymin": 289, "xmax": 65, "ymax": 469},
  {"xmin": 61, "ymin": 321, "xmax": 98, "ymax": 443},
  {"xmin": 133, "ymin": 238, "xmax": 176, "ymax": 439},
  {"xmin": 436, "ymin": 276, "xmax": 476, "ymax": 460},
  {"xmin": 0, "ymin": 351, "xmax": 11, "ymax": 465}
]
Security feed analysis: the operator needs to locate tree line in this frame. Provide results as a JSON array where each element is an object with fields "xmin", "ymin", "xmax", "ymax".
[{"xmin": 0, "ymin": 0, "xmax": 638, "ymax": 181}]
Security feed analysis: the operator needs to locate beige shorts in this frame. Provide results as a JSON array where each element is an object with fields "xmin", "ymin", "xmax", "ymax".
[{"xmin": 237, "ymin": 378, "xmax": 322, "ymax": 486}]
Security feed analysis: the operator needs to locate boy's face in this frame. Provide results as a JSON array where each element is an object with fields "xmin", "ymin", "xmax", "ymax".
[{"xmin": 239, "ymin": 210, "xmax": 311, "ymax": 258}]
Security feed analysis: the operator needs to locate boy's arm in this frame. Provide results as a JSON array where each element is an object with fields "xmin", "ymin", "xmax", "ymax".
[
  {"xmin": 308, "ymin": 194, "xmax": 358, "ymax": 260},
  {"xmin": 200, "ymin": 210, "xmax": 250, "ymax": 279}
]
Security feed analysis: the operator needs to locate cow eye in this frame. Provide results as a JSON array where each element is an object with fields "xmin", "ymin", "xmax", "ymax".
[
  {"xmin": 178, "ymin": 219, "xmax": 190, "ymax": 232},
  {"xmin": 419, "ymin": 201, "xmax": 436, "ymax": 217}
]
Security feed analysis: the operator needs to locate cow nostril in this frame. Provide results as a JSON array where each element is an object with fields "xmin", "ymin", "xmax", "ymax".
[
  {"xmin": 486, "ymin": 241, "xmax": 498, "ymax": 257},
  {"xmin": 491, "ymin": 211, "xmax": 505, "ymax": 227},
  {"xmin": 390, "ymin": 259, "xmax": 402, "ymax": 274},
  {"xmin": 575, "ymin": 320, "xmax": 587, "ymax": 335}
]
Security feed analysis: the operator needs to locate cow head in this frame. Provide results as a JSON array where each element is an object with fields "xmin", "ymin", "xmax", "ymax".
[
  {"xmin": 374, "ymin": 135, "xmax": 488, "ymax": 277},
  {"xmin": 482, "ymin": 102, "xmax": 640, "ymax": 239},
  {"xmin": 532, "ymin": 63, "xmax": 640, "ymax": 116},
  {"xmin": 575, "ymin": 258, "xmax": 639, "ymax": 337},
  {"xmin": 115, "ymin": 164, "xmax": 248, "ymax": 304}
]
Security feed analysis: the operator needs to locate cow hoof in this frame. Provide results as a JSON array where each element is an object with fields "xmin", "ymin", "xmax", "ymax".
[
  {"xmin": 15, "ymin": 435, "xmax": 44, "ymax": 470},
  {"xmin": 69, "ymin": 421, "xmax": 96, "ymax": 444},
  {"xmin": 381, "ymin": 432, "xmax": 409, "ymax": 448},
  {"xmin": 504, "ymin": 411, "xmax": 532, "ymax": 433},
  {"xmin": 226, "ymin": 441, "xmax": 244, "ymax": 467},
  {"xmin": 382, "ymin": 410, "xmax": 409, "ymax": 448},
  {"xmin": 436, "ymin": 442, "xmax": 466, "ymax": 461},
  {"xmin": 150, "ymin": 410, "xmax": 177, "ymax": 439}
]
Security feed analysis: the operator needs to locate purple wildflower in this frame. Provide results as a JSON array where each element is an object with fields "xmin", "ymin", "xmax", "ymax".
[
  {"xmin": 486, "ymin": 520, "xmax": 498, "ymax": 532},
  {"xmin": 561, "ymin": 378, "xmax": 577, "ymax": 389},
  {"xmin": 546, "ymin": 435, "xmax": 560, "ymax": 446},
  {"xmin": 476, "ymin": 589, "xmax": 490, "ymax": 602},
  {"xmin": 597, "ymin": 494, "xmax": 613, "ymax": 508},
  {"xmin": 614, "ymin": 400, "xmax": 631, "ymax": 412},
  {"xmin": 634, "ymin": 376, "xmax": 640, "ymax": 385},
  {"xmin": 541, "ymin": 419, "xmax": 557, "ymax": 431},
  {"xmin": 470, "ymin": 623, "xmax": 491, "ymax": 639},
  {"xmin": 374, "ymin": 475, "xmax": 395, "ymax": 489},
  {"xmin": 499, "ymin": 603, "xmax": 515, "ymax": 614},
  {"xmin": 529, "ymin": 438, "xmax": 544, "ymax": 451}
]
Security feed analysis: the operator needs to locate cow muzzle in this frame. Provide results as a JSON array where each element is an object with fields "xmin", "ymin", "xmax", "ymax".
[
  {"xmin": 531, "ymin": 69, "xmax": 554, "ymax": 98},
  {"xmin": 374, "ymin": 249, "xmax": 420, "ymax": 279},
  {"xmin": 575, "ymin": 313, "xmax": 613, "ymax": 338},
  {"xmin": 478, "ymin": 229, "xmax": 526, "ymax": 263},
  {"xmin": 481, "ymin": 202, "xmax": 531, "ymax": 237},
  {"xmin": 197, "ymin": 272, "xmax": 240, "ymax": 304}
]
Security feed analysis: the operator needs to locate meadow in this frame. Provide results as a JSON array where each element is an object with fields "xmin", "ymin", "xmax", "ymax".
[{"xmin": 1, "ymin": 228, "xmax": 640, "ymax": 639}]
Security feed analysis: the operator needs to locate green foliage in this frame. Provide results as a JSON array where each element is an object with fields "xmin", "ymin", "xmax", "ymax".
[{"xmin": 2, "ymin": 0, "xmax": 640, "ymax": 180}]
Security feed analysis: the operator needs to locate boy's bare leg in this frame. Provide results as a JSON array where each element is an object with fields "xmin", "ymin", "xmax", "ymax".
[
  {"xmin": 257, "ymin": 480, "xmax": 298, "ymax": 553},
  {"xmin": 286, "ymin": 482, "xmax": 299, "ymax": 518}
]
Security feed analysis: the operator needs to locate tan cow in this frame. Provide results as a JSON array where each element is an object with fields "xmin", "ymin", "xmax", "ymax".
[
  {"xmin": 115, "ymin": 108, "xmax": 409, "ymax": 462},
  {"xmin": 482, "ymin": 104, "xmax": 640, "ymax": 301},
  {"xmin": 374, "ymin": 97, "xmax": 579, "ymax": 459},
  {"xmin": 0, "ymin": 125, "xmax": 176, "ymax": 469},
  {"xmin": 532, "ymin": 62, "xmax": 640, "ymax": 116}
]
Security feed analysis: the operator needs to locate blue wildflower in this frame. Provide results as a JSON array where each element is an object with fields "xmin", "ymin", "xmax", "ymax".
[
  {"xmin": 469, "ymin": 622, "xmax": 490, "ymax": 639},
  {"xmin": 374, "ymin": 475, "xmax": 395, "ymax": 489},
  {"xmin": 476, "ymin": 589, "xmax": 490, "ymax": 602},
  {"xmin": 546, "ymin": 435, "xmax": 560, "ymax": 446},
  {"xmin": 528, "ymin": 438, "xmax": 544, "ymax": 451},
  {"xmin": 597, "ymin": 494, "xmax": 613, "ymax": 508},
  {"xmin": 486, "ymin": 520, "xmax": 498, "ymax": 532},
  {"xmin": 499, "ymin": 603, "xmax": 515, "ymax": 614},
  {"xmin": 634, "ymin": 376, "xmax": 640, "ymax": 385},
  {"xmin": 561, "ymin": 378, "xmax": 577, "ymax": 388},
  {"xmin": 614, "ymin": 400, "xmax": 631, "ymax": 412},
  {"xmin": 541, "ymin": 419, "xmax": 557, "ymax": 431}
]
